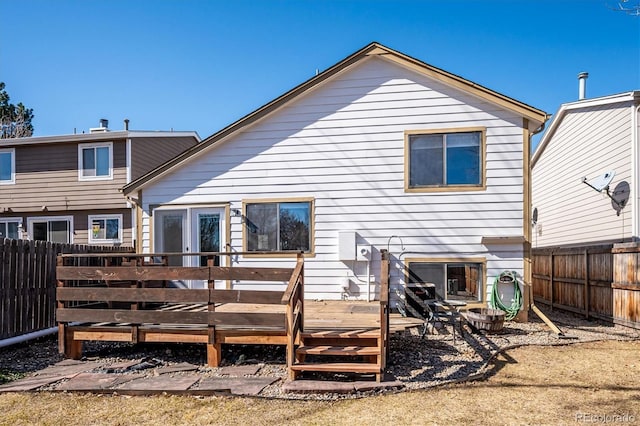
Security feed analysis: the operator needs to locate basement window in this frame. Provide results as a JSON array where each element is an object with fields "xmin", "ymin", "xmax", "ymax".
[{"xmin": 407, "ymin": 261, "xmax": 483, "ymax": 303}]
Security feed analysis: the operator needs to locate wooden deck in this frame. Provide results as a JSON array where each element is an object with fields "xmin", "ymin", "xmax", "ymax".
[
  {"xmin": 303, "ymin": 300, "xmax": 422, "ymax": 331},
  {"xmin": 55, "ymin": 251, "xmax": 413, "ymax": 381}
]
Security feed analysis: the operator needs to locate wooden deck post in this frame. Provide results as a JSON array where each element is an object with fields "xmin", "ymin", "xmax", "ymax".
[
  {"xmin": 206, "ymin": 254, "xmax": 218, "ymax": 367},
  {"xmin": 379, "ymin": 249, "xmax": 390, "ymax": 382},
  {"xmin": 56, "ymin": 255, "xmax": 66, "ymax": 355},
  {"xmin": 207, "ymin": 343, "xmax": 222, "ymax": 367},
  {"xmin": 57, "ymin": 255, "xmax": 82, "ymax": 359}
]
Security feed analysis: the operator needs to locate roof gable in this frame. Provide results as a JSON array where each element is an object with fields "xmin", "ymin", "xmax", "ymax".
[
  {"xmin": 124, "ymin": 42, "xmax": 548, "ymax": 195},
  {"xmin": 532, "ymin": 91, "xmax": 639, "ymax": 167}
]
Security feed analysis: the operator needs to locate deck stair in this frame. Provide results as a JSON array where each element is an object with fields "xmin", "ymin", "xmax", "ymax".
[{"xmin": 290, "ymin": 329, "xmax": 384, "ymax": 381}]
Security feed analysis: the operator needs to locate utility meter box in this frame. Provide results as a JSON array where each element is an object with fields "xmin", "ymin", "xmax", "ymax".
[{"xmin": 338, "ymin": 231, "xmax": 357, "ymax": 261}]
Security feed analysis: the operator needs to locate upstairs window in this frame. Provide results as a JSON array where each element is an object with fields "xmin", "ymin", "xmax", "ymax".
[
  {"xmin": 78, "ymin": 142, "xmax": 112, "ymax": 180},
  {"xmin": 244, "ymin": 200, "xmax": 312, "ymax": 253},
  {"xmin": 406, "ymin": 129, "xmax": 484, "ymax": 191},
  {"xmin": 0, "ymin": 148, "xmax": 15, "ymax": 184}
]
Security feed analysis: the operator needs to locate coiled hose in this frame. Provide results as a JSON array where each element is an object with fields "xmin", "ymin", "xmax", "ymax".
[{"xmin": 490, "ymin": 270, "xmax": 522, "ymax": 321}]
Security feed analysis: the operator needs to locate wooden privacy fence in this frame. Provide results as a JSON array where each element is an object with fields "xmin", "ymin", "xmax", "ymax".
[
  {"xmin": 0, "ymin": 238, "xmax": 132, "ymax": 341},
  {"xmin": 532, "ymin": 242, "xmax": 640, "ymax": 329},
  {"xmin": 611, "ymin": 243, "xmax": 640, "ymax": 329},
  {"xmin": 56, "ymin": 252, "xmax": 305, "ymax": 369}
]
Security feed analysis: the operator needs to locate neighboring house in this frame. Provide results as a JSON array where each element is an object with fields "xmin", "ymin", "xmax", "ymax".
[
  {"xmin": 0, "ymin": 120, "xmax": 199, "ymax": 247},
  {"xmin": 122, "ymin": 42, "xmax": 548, "ymax": 307},
  {"xmin": 531, "ymin": 90, "xmax": 640, "ymax": 248}
]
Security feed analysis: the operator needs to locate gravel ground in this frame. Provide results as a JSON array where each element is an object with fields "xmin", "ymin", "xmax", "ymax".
[{"xmin": 1, "ymin": 307, "xmax": 638, "ymax": 400}]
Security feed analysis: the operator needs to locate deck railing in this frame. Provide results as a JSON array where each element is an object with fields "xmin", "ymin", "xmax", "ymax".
[
  {"xmin": 56, "ymin": 251, "xmax": 305, "ymax": 367},
  {"xmin": 282, "ymin": 255, "xmax": 304, "ymax": 370}
]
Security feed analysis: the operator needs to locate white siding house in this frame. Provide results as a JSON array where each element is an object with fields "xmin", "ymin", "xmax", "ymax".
[
  {"xmin": 123, "ymin": 43, "xmax": 547, "ymax": 308},
  {"xmin": 532, "ymin": 91, "xmax": 640, "ymax": 248}
]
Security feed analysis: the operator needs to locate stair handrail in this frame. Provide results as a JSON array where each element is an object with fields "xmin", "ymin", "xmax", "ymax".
[{"xmin": 283, "ymin": 252, "xmax": 304, "ymax": 377}]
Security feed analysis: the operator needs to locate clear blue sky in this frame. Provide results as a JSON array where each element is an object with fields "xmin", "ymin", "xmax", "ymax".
[{"xmin": 2, "ymin": 0, "xmax": 639, "ymax": 150}]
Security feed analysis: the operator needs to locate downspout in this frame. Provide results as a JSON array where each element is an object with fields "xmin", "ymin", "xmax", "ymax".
[
  {"xmin": 632, "ymin": 102, "xmax": 640, "ymax": 240},
  {"xmin": 126, "ymin": 136, "xmax": 134, "ymax": 247},
  {"xmin": 521, "ymin": 119, "xmax": 548, "ymax": 319},
  {"xmin": 527, "ymin": 116, "xmax": 567, "ymax": 335}
]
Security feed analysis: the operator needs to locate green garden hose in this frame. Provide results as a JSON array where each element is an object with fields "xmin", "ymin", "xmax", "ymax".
[{"xmin": 490, "ymin": 271, "xmax": 522, "ymax": 321}]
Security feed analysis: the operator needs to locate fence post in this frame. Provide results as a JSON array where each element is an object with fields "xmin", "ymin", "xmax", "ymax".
[
  {"xmin": 549, "ymin": 252, "xmax": 554, "ymax": 311},
  {"xmin": 584, "ymin": 248, "xmax": 590, "ymax": 319},
  {"xmin": 56, "ymin": 255, "xmax": 66, "ymax": 355}
]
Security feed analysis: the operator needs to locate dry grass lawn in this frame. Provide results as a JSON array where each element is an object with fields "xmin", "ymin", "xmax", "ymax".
[{"xmin": 1, "ymin": 340, "xmax": 638, "ymax": 426}]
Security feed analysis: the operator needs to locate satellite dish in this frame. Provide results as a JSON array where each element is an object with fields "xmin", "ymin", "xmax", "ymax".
[
  {"xmin": 581, "ymin": 170, "xmax": 629, "ymax": 215},
  {"xmin": 532, "ymin": 207, "xmax": 538, "ymax": 225},
  {"xmin": 611, "ymin": 181, "xmax": 631, "ymax": 216},
  {"xmin": 582, "ymin": 171, "xmax": 615, "ymax": 193}
]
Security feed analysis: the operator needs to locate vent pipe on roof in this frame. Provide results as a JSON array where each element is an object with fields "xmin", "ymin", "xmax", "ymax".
[
  {"xmin": 578, "ymin": 72, "xmax": 588, "ymax": 100},
  {"xmin": 99, "ymin": 118, "xmax": 109, "ymax": 129},
  {"xmin": 124, "ymin": 118, "xmax": 129, "ymax": 131}
]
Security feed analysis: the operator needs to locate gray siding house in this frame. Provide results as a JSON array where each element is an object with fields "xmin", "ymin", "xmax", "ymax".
[{"xmin": 0, "ymin": 121, "xmax": 199, "ymax": 247}]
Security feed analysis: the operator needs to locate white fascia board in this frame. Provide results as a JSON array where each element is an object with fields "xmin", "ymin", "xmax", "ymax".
[
  {"xmin": 3, "ymin": 130, "xmax": 201, "ymax": 147},
  {"xmin": 127, "ymin": 131, "xmax": 201, "ymax": 140}
]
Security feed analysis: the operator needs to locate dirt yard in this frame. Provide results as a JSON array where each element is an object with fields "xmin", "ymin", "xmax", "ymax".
[{"xmin": 0, "ymin": 339, "xmax": 638, "ymax": 425}]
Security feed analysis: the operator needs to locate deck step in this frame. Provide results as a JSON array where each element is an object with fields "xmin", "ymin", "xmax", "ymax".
[
  {"xmin": 296, "ymin": 345, "xmax": 380, "ymax": 356},
  {"xmin": 301, "ymin": 329, "xmax": 381, "ymax": 339},
  {"xmin": 290, "ymin": 362, "xmax": 381, "ymax": 374}
]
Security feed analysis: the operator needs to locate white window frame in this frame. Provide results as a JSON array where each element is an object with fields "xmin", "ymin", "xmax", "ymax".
[
  {"xmin": 88, "ymin": 214, "xmax": 123, "ymax": 244},
  {"xmin": 27, "ymin": 216, "xmax": 74, "ymax": 244},
  {"xmin": 0, "ymin": 217, "xmax": 22, "ymax": 239},
  {"xmin": 0, "ymin": 148, "xmax": 16, "ymax": 185},
  {"xmin": 78, "ymin": 142, "xmax": 113, "ymax": 181}
]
